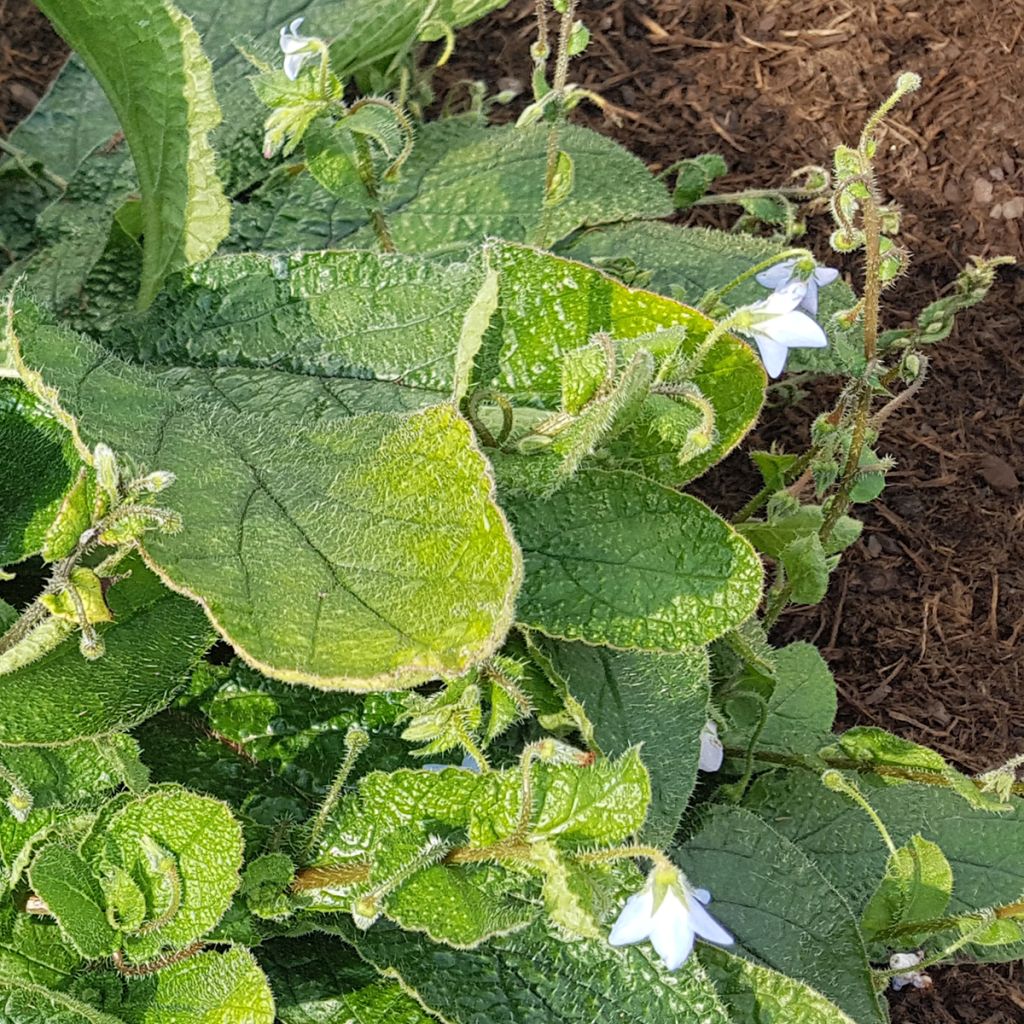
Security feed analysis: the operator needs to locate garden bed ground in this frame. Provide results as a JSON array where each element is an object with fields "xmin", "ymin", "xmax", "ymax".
[{"xmin": 2, "ymin": 0, "xmax": 1022, "ymax": 1020}]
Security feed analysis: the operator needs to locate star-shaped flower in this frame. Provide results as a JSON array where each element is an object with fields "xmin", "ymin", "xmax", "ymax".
[
  {"xmin": 279, "ymin": 18, "xmax": 320, "ymax": 80},
  {"xmin": 609, "ymin": 867, "xmax": 733, "ymax": 970},
  {"xmin": 734, "ymin": 282, "xmax": 828, "ymax": 378},
  {"xmin": 756, "ymin": 257, "xmax": 840, "ymax": 316},
  {"xmin": 698, "ymin": 720, "xmax": 724, "ymax": 772}
]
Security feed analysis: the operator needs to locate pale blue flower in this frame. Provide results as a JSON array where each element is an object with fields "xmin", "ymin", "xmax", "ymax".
[
  {"xmin": 756, "ymin": 257, "xmax": 840, "ymax": 316},
  {"xmin": 890, "ymin": 951, "xmax": 931, "ymax": 991},
  {"xmin": 609, "ymin": 868, "xmax": 732, "ymax": 970},
  {"xmin": 736, "ymin": 282, "xmax": 828, "ymax": 378}
]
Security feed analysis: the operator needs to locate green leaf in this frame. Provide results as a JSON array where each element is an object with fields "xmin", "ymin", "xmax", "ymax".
[
  {"xmin": 28, "ymin": 844, "xmax": 117, "ymax": 959},
  {"xmin": 726, "ymin": 642, "xmax": 836, "ymax": 755},
  {"xmin": 304, "ymin": 122, "xmax": 366, "ymax": 202},
  {"xmin": 0, "ymin": 383, "xmax": 79, "ymax": 566},
  {"xmin": 111, "ymin": 249, "xmax": 492, "ymax": 402},
  {"xmin": 700, "ymin": 947, "xmax": 857, "ymax": 1024},
  {"xmin": 382, "ymin": 859, "xmax": 536, "ymax": 948},
  {"xmin": 505, "ymin": 469, "xmax": 762, "ymax": 650},
  {"xmin": 0, "ymin": 736, "xmax": 148, "ymax": 891},
  {"xmin": 9, "ymin": 296, "xmax": 520, "ymax": 691},
  {"xmin": 236, "ymin": 122, "xmax": 669, "ymax": 256},
  {"xmin": 327, "ymin": 0, "xmax": 515, "ymax": 79},
  {"xmin": 676, "ymin": 805, "xmax": 887, "ymax": 1023},
  {"xmin": 821, "ymin": 727, "xmax": 1008, "ymax": 813},
  {"xmin": 34, "ymin": 0, "xmax": 230, "ymax": 307},
  {"xmin": 96, "ymin": 787, "xmax": 244, "ymax": 961},
  {"xmin": 339, "ymin": 917, "xmax": 732, "ymax": 1024},
  {"xmin": 479, "ymin": 241, "xmax": 765, "ymax": 484},
  {"xmin": 861, "ymin": 834, "xmax": 952, "ymax": 941},
  {"xmin": 672, "ymin": 153, "xmax": 728, "ymax": 210},
  {"xmin": 744, "ymin": 772, "xmax": 1024, "ymax": 962},
  {"xmin": 0, "ymin": 978, "xmax": 125, "ymax": 1024},
  {"xmin": 780, "ymin": 532, "xmax": 830, "ymax": 605},
  {"xmin": 325, "ymin": 749, "xmax": 651, "ymax": 856},
  {"xmin": 0, "ymin": 557, "xmax": 212, "ymax": 745},
  {"xmin": 0, "ymin": 900, "xmax": 83, "ymax": 989},
  {"xmin": 540, "ymin": 639, "xmax": 710, "ymax": 845},
  {"xmin": 737, "ymin": 506, "xmax": 862, "ymax": 560},
  {"xmin": 116, "ymin": 946, "xmax": 275, "ymax": 1024},
  {"xmin": 259, "ymin": 933, "xmax": 438, "ymax": 1024},
  {"xmin": 561, "ymin": 221, "xmax": 865, "ymax": 375}
]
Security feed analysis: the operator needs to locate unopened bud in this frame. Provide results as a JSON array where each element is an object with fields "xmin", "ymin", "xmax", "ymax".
[
  {"xmin": 138, "ymin": 470, "xmax": 176, "ymax": 494},
  {"xmin": 94, "ymin": 444, "xmax": 119, "ymax": 501}
]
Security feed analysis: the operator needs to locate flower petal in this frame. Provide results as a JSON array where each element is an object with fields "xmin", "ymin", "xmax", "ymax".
[
  {"xmin": 688, "ymin": 893, "xmax": 734, "ymax": 946},
  {"xmin": 283, "ymin": 52, "xmax": 307, "ymax": 79},
  {"xmin": 692, "ymin": 887, "xmax": 711, "ymax": 905},
  {"xmin": 798, "ymin": 281, "xmax": 820, "ymax": 316},
  {"xmin": 609, "ymin": 888, "xmax": 655, "ymax": 946},
  {"xmin": 755, "ymin": 260, "xmax": 795, "ymax": 290},
  {"xmin": 649, "ymin": 902, "xmax": 696, "ymax": 971},
  {"xmin": 813, "ymin": 266, "xmax": 840, "ymax": 286},
  {"xmin": 753, "ymin": 335, "xmax": 791, "ymax": 378},
  {"xmin": 698, "ymin": 721, "xmax": 724, "ymax": 772},
  {"xmin": 759, "ymin": 311, "xmax": 827, "ymax": 350}
]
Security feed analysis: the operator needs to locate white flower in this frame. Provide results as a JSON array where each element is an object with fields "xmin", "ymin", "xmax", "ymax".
[
  {"xmin": 735, "ymin": 282, "xmax": 828, "ymax": 378},
  {"xmin": 889, "ymin": 951, "xmax": 932, "ymax": 991},
  {"xmin": 698, "ymin": 720, "xmax": 724, "ymax": 772},
  {"xmin": 609, "ymin": 868, "xmax": 733, "ymax": 970},
  {"xmin": 756, "ymin": 257, "xmax": 840, "ymax": 316},
  {"xmin": 279, "ymin": 18, "xmax": 320, "ymax": 80}
]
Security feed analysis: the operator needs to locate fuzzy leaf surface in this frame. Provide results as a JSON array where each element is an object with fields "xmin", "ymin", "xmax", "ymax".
[
  {"xmin": 506, "ymin": 469, "xmax": 762, "ymax": 650},
  {"xmin": 34, "ymin": 0, "xmax": 229, "ymax": 306},
  {"xmin": 540, "ymin": 639, "xmax": 710, "ymax": 845},
  {"xmin": 479, "ymin": 242, "xmax": 765, "ymax": 484},
  {"xmin": 8, "ymin": 298, "xmax": 520, "ymax": 691},
  {"xmin": 0, "ymin": 558, "xmax": 212, "ymax": 745},
  {"xmin": 340, "ymin": 918, "xmax": 732, "ymax": 1024},
  {"xmin": 676, "ymin": 805, "xmax": 886, "ymax": 1023},
  {"xmin": 259, "ymin": 934, "xmax": 434, "ymax": 1024}
]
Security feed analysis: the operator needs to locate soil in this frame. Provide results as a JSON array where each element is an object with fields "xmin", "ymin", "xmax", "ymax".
[{"xmin": 2, "ymin": 0, "xmax": 1022, "ymax": 1020}]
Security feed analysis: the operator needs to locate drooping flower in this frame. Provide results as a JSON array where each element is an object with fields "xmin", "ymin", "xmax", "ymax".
[
  {"xmin": 609, "ymin": 867, "xmax": 733, "ymax": 970},
  {"xmin": 734, "ymin": 282, "xmax": 828, "ymax": 378},
  {"xmin": 698, "ymin": 720, "xmax": 724, "ymax": 772},
  {"xmin": 279, "ymin": 18, "xmax": 320, "ymax": 80},
  {"xmin": 889, "ymin": 951, "xmax": 932, "ymax": 991},
  {"xmin": 756, "ymin": 257, "xmax": 840, "ymax": 316}
]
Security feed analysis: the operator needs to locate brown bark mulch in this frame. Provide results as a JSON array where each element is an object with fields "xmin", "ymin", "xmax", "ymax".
[{"xmin": 3, "ymin": 0, "xmax": 1023, "ymax": 1020}]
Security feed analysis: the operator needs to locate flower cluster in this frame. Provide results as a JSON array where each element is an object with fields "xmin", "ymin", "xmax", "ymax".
[{"xmin": 735, "ymin": 256, "xmax": 840, "ymax": 378}]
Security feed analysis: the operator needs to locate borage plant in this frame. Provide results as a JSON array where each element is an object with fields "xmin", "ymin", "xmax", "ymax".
[{"xmin": 0, "ymin": 1, "xmax": 1017, "ymax": 1022}]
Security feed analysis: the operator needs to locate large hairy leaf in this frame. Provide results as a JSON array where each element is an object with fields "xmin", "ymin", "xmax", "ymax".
[
  {"xmin": 541, "ymin": 639, "xmax": 711, "ymax": 846},
  {"xmin": 260, "ymin": 934, "xmax": 434, "ymax": 1024},
  {"xmin": 34, "ymin": 0, "xmax": 229, "ymax": 307},
  {"xmin": 676, "ymin": 806, "xmax": 887, "ymax": 1023},
  {"xmin": 233, "ymin": 121, "xmax": 670, "ymax": 256},
  {"xmin": 745, "ymin": 771, "xmax": 1024, "ymax": 962},
  {"xmin": 7, "ymin": 296, "xmax": 520, "ymax": 690},
  {"xmin": 506, "ymin": 469, "xmax": 762, "ymax": 650},
  {"xmin": 339, "ymin": 918, "xmax": 732, "ymax": 1024}
]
